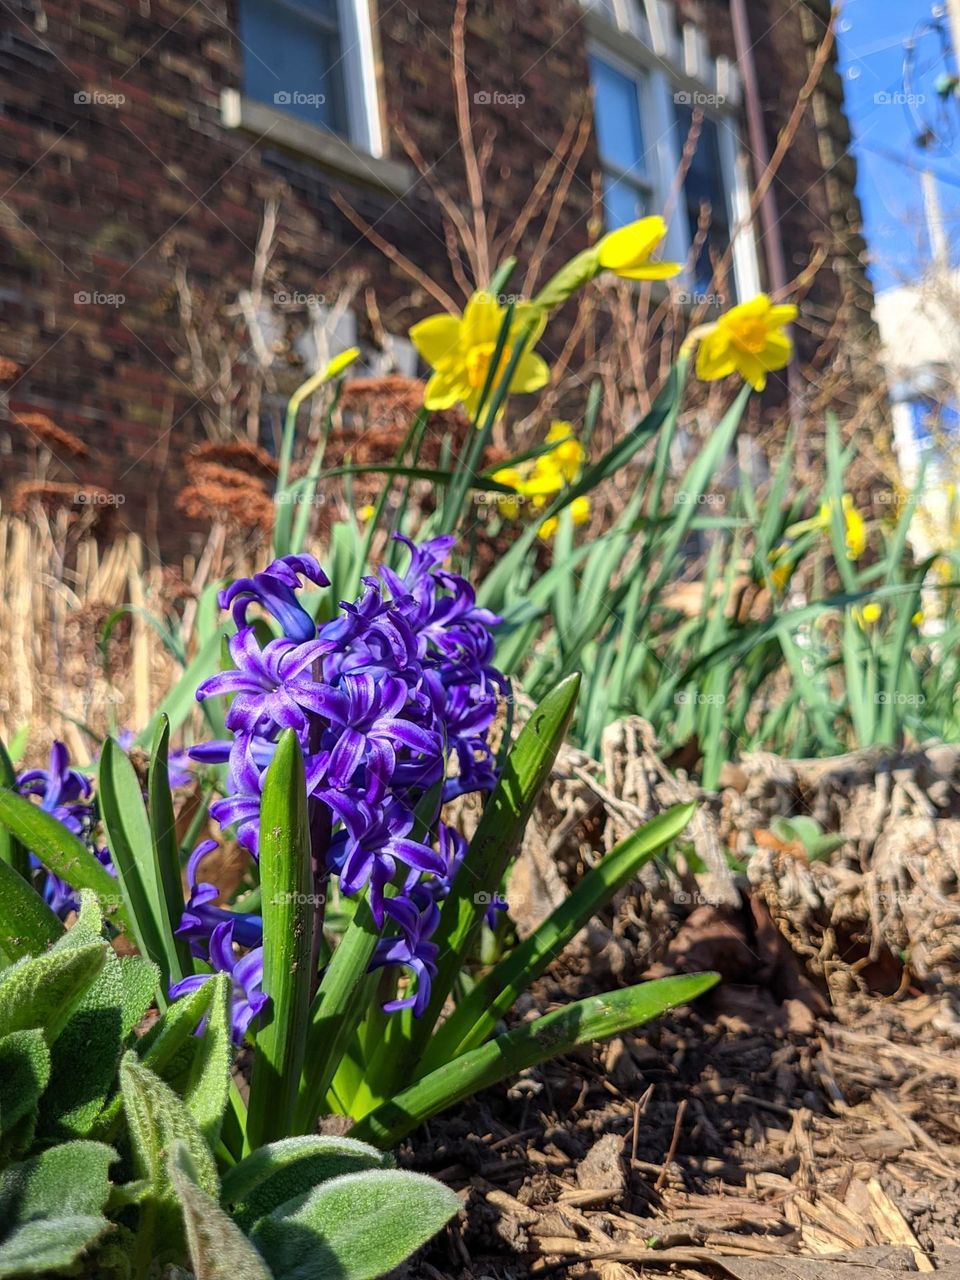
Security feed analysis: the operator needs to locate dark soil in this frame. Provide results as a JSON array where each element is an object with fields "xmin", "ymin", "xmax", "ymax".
[{"xmin": 401, "ymin": 893, "xmax": 960, "ymax": 1279}]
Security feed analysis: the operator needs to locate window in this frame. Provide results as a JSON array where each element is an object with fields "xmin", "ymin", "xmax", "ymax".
[
  {"xmin": 589, "ymin": 53, "xmax": 654, "ymax": 229},
  {"xmin": 673, "ymin": 106, "xmax": 733, "ymax": 297},
  {"xmin": 237, "ymin": 0, "xmax": 381, "ymax": 154},
  {"xmin": 583, "ymin": 5, "xmax": 761, "ymax": 304}
]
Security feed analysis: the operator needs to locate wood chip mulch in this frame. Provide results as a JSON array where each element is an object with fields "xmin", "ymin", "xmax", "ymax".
[{"xmin": 404, "ymin": 958, "xmax": 960, "ymax": 1278}]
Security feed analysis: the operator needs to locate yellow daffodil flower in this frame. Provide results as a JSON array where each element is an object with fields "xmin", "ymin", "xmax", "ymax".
[
  {"xmin": 492, "ymin": 422, "xmax": 589, "ymax": 534},
  {"xmin": 409, "ymin": 291, "xmax": 548, "ymax": 420},
  {"xmin": 912, "ymin": 610, "xmax": 925, "ymax": 627},
  {"xmin": 817, "ymin": 494, "xmax": 866, "ymax": 561},
  {"xmin": 596, "ymin": 216, "xmax": 683, "ymax": 282},
  {"xmin": 853, "ymin": 601, "xmax": 882, "ymax": 629},
  {"xmin": 692, "ymin": 294, "xmax": 797, "ymax": 391},
  {"xmin": 539, "ymin": 495, "xmax": 591, "ymax": 540},
  {"xmin": 357, "ymin": 504, "xmax": 375, "ymax": 523},
  {"xmin": 767, "ymin": 541, "xmax": 796, "ymax": 594}
]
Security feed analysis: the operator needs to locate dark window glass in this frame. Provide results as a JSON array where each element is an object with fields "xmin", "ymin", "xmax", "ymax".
[{"xmin": 238, "ymin": 0, "xmax": 349, "ymax": 137}]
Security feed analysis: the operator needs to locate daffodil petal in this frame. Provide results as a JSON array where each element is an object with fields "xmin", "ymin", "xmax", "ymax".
[
  {"xmin": 597, "ymin": 216, "xmax": 668, "ymax": 271},
  {"xmin": 423, "ymin": 369, "xmax": 465, "ymax": 411},
  {"xmin": 510, "ymin": 350, "xmax": 550, "ymax": 395},
  {"xmin": 614, "ymin": 260, "xmax": 684, "ymax": 281},
  {"xmin": 409, "ymin": 315, "xmax": 462, "ymax": 368}
]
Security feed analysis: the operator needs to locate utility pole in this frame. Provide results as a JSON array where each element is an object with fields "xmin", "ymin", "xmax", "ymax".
[{"xmin": 944, "ymin": 0, "xmax": 960, "ymax": 66}]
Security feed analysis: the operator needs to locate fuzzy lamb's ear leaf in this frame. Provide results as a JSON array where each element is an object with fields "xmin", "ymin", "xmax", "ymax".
[
  {"xmin": 251, "ymin": 1168, "xmax": 461, "ymax": 1280},
  {"xmin": 0, "ymin": 942, "xmax": 107, "ymax": 1044},
  {"xmin": 41, "ymin": 910, "xmax": 129, "ymax": 1138},
  {"xmin": 220, "ymin": 1135, "xmax": 393, "ymax": 1234},
  {"xmin": 0, "ymin": 1029, "xmax": 50, "ymax": 1152},
  {"xmin": 121, "ymin": 1053, "xmax": 221, "ymax": 1266},
  {"xmin": 120, "ymin": 1052, "xmax": 219, "ymax": 1199},
  {"xmin": 0, "ymin": 857, "xmax": 62, "ymax": 961},
  {"xmin": 118, "ymin": 955, "xmax": 160, "ymax": 1039},
  {"xmin": 0, "ymin": 1140, "xmax": 115, "ymax": 1278},
  {"xmin": 182, "ymin": 971, "xmax": 233, "ymax": 1145},
  {"xmin": 168, "ymin": 1142, "xmax": 274, "ymax": 1280}
]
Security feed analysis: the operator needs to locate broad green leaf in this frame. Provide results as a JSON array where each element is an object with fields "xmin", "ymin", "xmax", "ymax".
[
  {"xmin": 221, "ymin": 1136, "xmax": 393, "ymax": 1234},
  {"xmin": 40, "ymin": 897, "xmax": 131, "ymax": 1139},
  {"xmin": 148, "ymin": 716, "xmax": 191, "ymax": 985},
  {"xmin": 251, "ymin": 1168, "xmax": 460, "ymax": 1280},
  {"xmin": 247, "ymin": 731, "xmax": 314, "ymax": 1151},
  {"xmin": 168, "ymin": 1142, "xmax": 274, "ymax": 1280},
  {"xmin": 118, "ymin": 956, "xmax": 160, "ymax": 1039},
  {"xmin": 420, "ymin": 802, "xmax": 697, "ymax": 1070},
  {"xmin": 0, "ymin": 739, "xmax": 28, "ymax": 881},
  {"xmin": 0, "ymin": 943, "xmax": 106, "ymax": 1043},
  {"xmin": 352, "ymin": 973, "xmax": 720, "ymax": 1147},
  {"xmin": 0, "ymin": 1140, "xmax": 115, "ymax": 1278},
  {"xmin": 0, "ymin": 857, "xmax": 62, "ymax": 961},
  {"xmin": 0, "ymin": 790, "xmax": 128, "ymax": 932},
  {"xmin": 120, "ymin": 1053, "xmax": 219, "ymax": 1198},
  {"xmin": 183, "ymin": 971, "xmax": 232, "ymax": 1146},
  {"xmin": 0, "ymin": 1030, "xmax": 50, "ymax": 1149},
  {"xmin": 98, "ymin": 737, "xmax": 176, "ymax": 997},
  {"xmin": 406, "ymin": 674, "xmax": 581, "ymax": 1059}
]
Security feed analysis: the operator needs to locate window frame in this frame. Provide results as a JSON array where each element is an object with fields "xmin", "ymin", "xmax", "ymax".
[
  {"xmin": 584, "ymin": 10, "xmax": 761, "ymax": 305},
  {"xmin": 236, "ymin": 0, "xmax": 384, "ymax": 158}
]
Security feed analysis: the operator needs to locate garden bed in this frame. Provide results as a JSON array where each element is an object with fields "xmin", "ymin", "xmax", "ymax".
[{"xmin": 405, "ymin": 721, "xmax": 960, "ymax": 1278}]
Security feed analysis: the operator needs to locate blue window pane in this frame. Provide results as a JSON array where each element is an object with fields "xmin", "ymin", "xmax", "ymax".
[
  {"xmin": 239, "ymin": 0, "xmax": 348, "ymax": 136},
  {"xmin": 603, "ymin": 175, "xmax": 649, "ymax": 229},
  {"xmin": 589, "ymin": 54, "xmax": 646, "ymax": 175},
  {"xmin": 674, "ymin": 105, "xmax": 731, "ymax": 295}
]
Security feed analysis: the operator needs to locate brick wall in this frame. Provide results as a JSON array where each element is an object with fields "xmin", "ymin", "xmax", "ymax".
[{"xmin": 0, "ymin": 0, "xmax": 878, "ymax": 556}]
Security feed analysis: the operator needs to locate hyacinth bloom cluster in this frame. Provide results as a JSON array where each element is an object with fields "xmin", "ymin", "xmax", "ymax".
[
  {"xmin": 16, "ymin": 742, "xmax": 111, "ymax": 917},
  {"xmin": 175, "ymin": 538, "xmax": 507, "ymax": 1041}
]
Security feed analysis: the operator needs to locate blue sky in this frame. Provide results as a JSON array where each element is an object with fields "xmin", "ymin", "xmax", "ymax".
[{"xmin": 837, "ymin": 0, "xmax": 960, "ymax": 291}]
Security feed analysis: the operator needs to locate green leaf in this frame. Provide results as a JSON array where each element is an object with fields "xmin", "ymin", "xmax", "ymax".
[
  {"xmin": 118, "ymin": 955, "xmax": 161, "ymax": 1039},
  {"xmin": 0, "ymin": 738, "xmax": 29, "ymax": 881},
  {"xmin": 247, "ymin": 731, "xmax": 315, "ymax": 1151},
  {"xmin": 0, "ymin": 942, "xmax": 107, "ymax": 1043},
  {"xmin": 420, "ymin": 802, "xmax": 697, "ymax": 1070},
  {"xmin": 0, "ymin": 1030, "xmax": 50, "ymax": 1149},
  {"xmin": 121, "ymin": 1052, "xmax": 219, "ymax": 1198},
  {"xmin": 221, "ymin": 1136, "xmax": 393, "ymax": 1234},
  {"xmin": 168, "ymin": 1142, "xmax": 274, "ymax": 1280},
  {"xmin": 0, "ymin": 856, "xmax": 62, "ymax": 961},
  {"xmin": 352, "ymin": 973, "xmax": 720, "ymax": 1147},
  {"xmin": 0, "ymin": 1140, "xmax": 115, "ymax": 1278},
  {"xmin": 40, "ymin": 897, "xmax": 132, "ymax": 1139},
  {"xmin": 148, "ymin": 716, "xmax": 191, "ymax": 985},
  {"xmin": 251, "ymin": 1168, "xmax": 460, "ymax": 1280},
  {"xmin": 0, "ymin": 790, "xmax": 129, "ymax": 932},
  {"xmin": 413, "ymin": 674, "xmax": 581, "ymax": 1047},
  {"xmin": 98, "ymin": 737, "xmax": 178, "ymax": 996},
  {"xmin": 183, "ymin": 971, "xmax": 233, "ymax": 1146}
]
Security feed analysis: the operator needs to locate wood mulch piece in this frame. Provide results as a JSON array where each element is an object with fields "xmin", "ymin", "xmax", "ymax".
[{"xmin": 404, "ymin": 972, "xmax": 960, "ymax": 1278}]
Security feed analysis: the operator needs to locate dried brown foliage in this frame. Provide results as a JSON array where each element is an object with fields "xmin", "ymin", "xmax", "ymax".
[{"xmin": 10, "ymin": 411, "xmax": 89, "ymax": 458}]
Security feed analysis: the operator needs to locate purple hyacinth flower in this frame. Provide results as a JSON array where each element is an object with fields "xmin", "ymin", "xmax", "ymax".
[
  {"xmin": 197, "ymin": 627, "xmax": 335, "ymax": 739},
  {"xmin": 220, "ymin": 555, "xmax": 329, "ymax": 642},
  {"xmin": 169, "ymin": 920, "xmax": 267, "ymax": 1044},
  {"xmin": 369, "ymin": 897, "xmax": 440, "ymax": 1018},
  {"xmin": 176, "ymin": 839, "xmax": 263, "ymax": 957}
]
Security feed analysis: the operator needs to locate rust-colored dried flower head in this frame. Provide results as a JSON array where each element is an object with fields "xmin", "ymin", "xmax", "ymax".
[
  {"xmin": 11, "ymin": 412, "xmax": 89, "ymax": 458},
  {"xmin": 0, "ymin": 358, "xmax": 21, "ymax": 384}
]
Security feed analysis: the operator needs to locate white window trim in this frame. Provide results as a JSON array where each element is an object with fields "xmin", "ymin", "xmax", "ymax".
[
  {"xmin": 336, "ymin": 0, "xmax": 383, "ymax": 158},
  {"xmin": 585, "ymin": 8, "xmax": 761, "ymax": 303}
]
